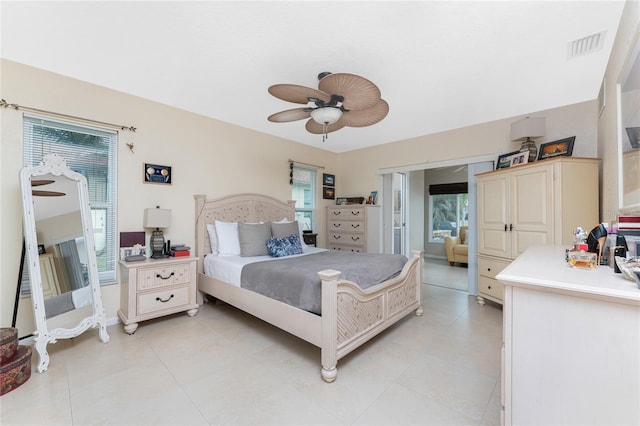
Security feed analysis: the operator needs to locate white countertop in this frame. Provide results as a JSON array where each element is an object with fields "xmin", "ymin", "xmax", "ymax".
[{"xmin": 496, "ymin": 245, "xmax": 640, "ymax": 304}]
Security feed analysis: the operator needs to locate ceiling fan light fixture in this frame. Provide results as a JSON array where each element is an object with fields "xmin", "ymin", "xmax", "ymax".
[{"xmin": 310, "ymin": 107, "xmax": 342, "ymax": 125}]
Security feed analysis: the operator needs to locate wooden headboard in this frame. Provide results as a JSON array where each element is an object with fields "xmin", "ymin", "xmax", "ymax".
[{"xmin": 193, "ymin": 193, "xmax": 296, "ymax": 273}]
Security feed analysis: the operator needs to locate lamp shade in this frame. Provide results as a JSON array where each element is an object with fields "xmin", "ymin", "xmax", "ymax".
[
  {"xmin": 143, "ymin": 208, "xmax": 171, "ymax": 229},
  {"xmin": 310, "ymin": 107, "xmax": 343, "ymax": 125},
  {"xmin": 511, "ymin": 117, "xmax": 545, "ymax": 141}
]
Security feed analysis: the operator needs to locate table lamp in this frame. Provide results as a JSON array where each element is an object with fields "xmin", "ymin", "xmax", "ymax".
[
  {"xmin": 511, "ymin": 117, "xmax": 545, "ymax": 162},
  {"xmin": 143, "ymin": 206, "xmax": 171, "ymax": 258}
]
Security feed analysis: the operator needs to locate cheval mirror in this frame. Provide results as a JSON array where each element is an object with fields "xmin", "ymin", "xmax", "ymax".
[{"xmin": 19, "ymin": 153, "xmax": 109, "ymax": 373}]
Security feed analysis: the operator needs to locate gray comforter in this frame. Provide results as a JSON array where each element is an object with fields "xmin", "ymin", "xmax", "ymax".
[{"xmin": 241, "ymin": 251, "xmax": 408, "ymax": 315}]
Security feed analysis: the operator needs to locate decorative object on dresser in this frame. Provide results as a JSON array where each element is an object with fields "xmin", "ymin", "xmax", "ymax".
[
  {"xmin": 326, "ymin": 204, "xmax": 381, "ymax": 253},
  {"xmin": 118, "ymin": 256, "xmax": 199, "ymax": 334},
  {"xmin": 496, "ymin": 150, "xmax": 521, "ymax": 170},
  {"xmin": 509, "ymin": 151, "xmax": 529, "ymax": 167},
  {"xmin": 475, "ymin": 156, "xmax": 600, "ymax": 306},
  {"xmin": 510, "ymin": 116, "xmax": 545, "ymax": 163},
  {"xmin": 537, "ymin": 136, "xmax": 575, "ymax": 161},
  {"xmin": 144, "ymin": 206, "xmax": 171, "ymax": 258}
]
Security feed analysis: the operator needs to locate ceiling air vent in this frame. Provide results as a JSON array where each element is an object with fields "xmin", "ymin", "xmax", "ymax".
[{"xmin": 567, "ymin": 31, "xmax": 606, "ymax": 59}]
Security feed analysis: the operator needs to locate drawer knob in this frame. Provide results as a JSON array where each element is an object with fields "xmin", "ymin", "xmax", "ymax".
[
  {"xmin": 351, "ymin": 211, "xmax": 360, "ymax": 216},
  {"xmin": 333, "ymin": 235, "xmax": 341, "ymax": 239},
  {"xmin": 351, "ymin": 236, "xmax": 360, "ymax": 241},
  {"xmin": 488, "ymin": 285, "xmax": 492, "ymax": 290},
  {"xmin": 333, "ymin": 211, "xmax": 340, "ymax": 215},
  {"xmin": 156, "ymin": 294, "xmax": 174, "ymax": 303},
  {"xmin": 487, "ymin": 268, "xmax": 491, "ymax": 272},
  {"xmin": 156, "ymin": 272, "xmax": 175, "ymax": 280},
  {"xmin": 351, "ymin": 224, "xmax": 360, "ymax": 228},
  {"xmin": 333, "ymin": 223, "xmax": 341, "ymax": 228}
]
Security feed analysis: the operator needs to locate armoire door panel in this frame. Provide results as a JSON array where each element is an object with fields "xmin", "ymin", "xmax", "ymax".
[{"xmin": 480, "ymin": 229, "xmax": 510, "ymax": 258}]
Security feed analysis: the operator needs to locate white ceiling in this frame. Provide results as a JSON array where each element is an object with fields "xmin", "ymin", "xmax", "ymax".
[{"xmin": 1, "ymin": 1, "xmax": 626, "ymax": 153}]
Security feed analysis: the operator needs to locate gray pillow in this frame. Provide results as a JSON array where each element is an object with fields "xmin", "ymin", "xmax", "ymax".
[
  {"xmin": 271, "ymin": 221, "xmax": 299, "ymax": 239},
  {"xmin": 238, "ymin": 222, "xmax": 272, "ymax": 257}
]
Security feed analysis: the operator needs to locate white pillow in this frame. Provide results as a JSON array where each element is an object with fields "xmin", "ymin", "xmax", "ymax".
[
  {"xmin": 215, "ymin": 220, "xmax": 241, "ymax": 256},
  {"xmin": 274, "ymin": 217, "xmax": 308, "ymax": 248},
  {"xmin": 206, "ymin": 224, "xmax": 219, "ymax": 255}
]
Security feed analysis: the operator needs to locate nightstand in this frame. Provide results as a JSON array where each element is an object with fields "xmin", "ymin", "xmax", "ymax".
[
  {"xmin": 118, "ymin": 256, "xmax": 199, "ymax": 334},
  {"xmin": 302, "ymin": 233, "xmax": 317, "ymax": 247}
]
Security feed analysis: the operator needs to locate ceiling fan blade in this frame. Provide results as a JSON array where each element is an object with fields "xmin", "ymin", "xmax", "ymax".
[
  {"xmin": 342, "ymin": 99, "xmax": 389, "ymax": 127},
  {"xmin": 268, "ymin": 108, "xmax": 311, "ymax": 123},
  {"xmin": 305, "ymin": 118, "xmax": 346, "ymax": 135},
  {"xmin": 32, "ymin": 190, "xmax": 66, "ymax": 197},
  {"xmin": 268, "ymin": 84, "xmax": 331, "ymax": 104},
  {"xmin": 318, "ymin": 73, "xmax": 381, "ymax": 111},
  {"xmin": 32, "ymin": 179, "xmax": 55, "ymax": 187}
]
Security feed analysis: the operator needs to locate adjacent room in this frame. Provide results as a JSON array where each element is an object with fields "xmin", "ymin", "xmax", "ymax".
[{"xmin": 1, "ymin": 1, "xmax": 639, "ymax": 425}]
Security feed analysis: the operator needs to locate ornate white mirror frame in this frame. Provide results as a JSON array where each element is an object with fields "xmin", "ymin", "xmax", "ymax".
[{"xmin": 20, "ymin": 153, "xmax": 109, "ymax": 373}]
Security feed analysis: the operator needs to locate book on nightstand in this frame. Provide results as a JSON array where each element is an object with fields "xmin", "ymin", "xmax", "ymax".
[{"xmin": 170, "ymin": 250, "xmax": 190, "ymax": 257}]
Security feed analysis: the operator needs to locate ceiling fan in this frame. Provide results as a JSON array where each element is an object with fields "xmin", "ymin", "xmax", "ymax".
[
  {"xmin": 31, "ymin": 179, "xmax": 65, "ymax": 197},
  {"xmin": 267, "ymin": 72, "xmax": 389, "ymax": 142}
]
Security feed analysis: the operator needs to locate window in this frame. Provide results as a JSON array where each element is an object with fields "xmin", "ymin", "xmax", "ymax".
[
  {"xmin": 428, "ymin": 183, "xmax": 469, "ymax": 243},
  {"xmin": 291, "ymin": 166, "xmax": 316, "ymax": 231},
  {"xmin": 23, "ymin": 115, "xmax": 118, "ymax": 284}
]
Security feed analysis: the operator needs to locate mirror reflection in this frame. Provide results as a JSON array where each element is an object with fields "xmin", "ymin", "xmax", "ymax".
[{"xmin": 621, "ymin": 36, "xmax": 640, "ymax": 208}]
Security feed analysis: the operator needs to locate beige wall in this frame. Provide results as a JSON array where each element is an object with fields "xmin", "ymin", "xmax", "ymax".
[{"xmin": 0, "ymin": 59, "xmax": 338, "ymax": 328}]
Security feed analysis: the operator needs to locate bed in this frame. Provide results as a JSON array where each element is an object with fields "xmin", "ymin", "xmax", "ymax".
[{"xmin": 194, "ymin": 193, "xmax": 423, "ymax": 382}]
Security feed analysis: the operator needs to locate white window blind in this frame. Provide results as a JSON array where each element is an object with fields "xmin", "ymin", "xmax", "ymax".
[{"xmin": 23, "ymin": 115, "xmax": 118, "ymax": 284}]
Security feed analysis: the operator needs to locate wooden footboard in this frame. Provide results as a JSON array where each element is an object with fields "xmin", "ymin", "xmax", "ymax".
[{"xmin": 319, "ymin": 249, "xmax": 423, "ymax": 382}]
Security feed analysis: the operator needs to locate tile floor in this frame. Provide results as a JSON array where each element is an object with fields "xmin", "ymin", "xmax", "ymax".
[
  {"xmin": 1, "ymin": 267, "xmax": 503, "ymax": 425},
  {"xmin": 422, "ymin": 258, "xmax": 469, "ymax": 292}
]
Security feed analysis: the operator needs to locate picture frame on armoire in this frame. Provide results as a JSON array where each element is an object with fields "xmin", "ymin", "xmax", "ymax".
[{"xmin": 537, "ymin": 136, "xmax": 575, "ymax": 161}]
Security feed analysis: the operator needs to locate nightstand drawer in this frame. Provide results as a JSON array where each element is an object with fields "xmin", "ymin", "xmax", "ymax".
[
  {"xmin": 137, "ymin": 263, "xmax": 192, "ymax": 291},
  {"xmin": 328, "ymin": 220, "xmax": 365, "ymax": 233},
  {"xmin": 137, "ymin": 285, "xmax": 190, "ymax": 315},
  {"xmin": 479, "ymin": 276, "xmax": 504, "ymax": 300}
]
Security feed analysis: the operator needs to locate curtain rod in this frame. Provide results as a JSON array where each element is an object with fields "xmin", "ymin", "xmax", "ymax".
[
  {"xmin": 288, "ymin": 158, "xmax": 325, "ymax": 170},
  {"xmin": 1, "ymin": 99, "xmax": 136, "ymax": 132}
]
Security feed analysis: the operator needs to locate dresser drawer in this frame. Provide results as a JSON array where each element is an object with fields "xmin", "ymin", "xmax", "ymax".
[
  {"xmin": 478, "ymin": 257, "xmax": 509, "ymax": 279},
  {"xmin": 328, "ymin": 232, "xmax": 365, "ymax": 245},
  {"xmin": 328, "ymin": 220, "xmax": 365, "ymax": 233},
  {"xmin": 137, "ymin": 285, "xmax": 190, "ymax": 316},
  {"xmin": 328, "ymin": 244, "xmax": 363, "ymax": 253},
  {"xmin": 328, "ymin": 208, "xmax": 364, "ymax": 220},
  {"xmin": 137, "ymin": 263, "xmax": 192, "ymax": 291},
  {"xmin": 478, "ymin": 276, "xmax": 504, "ymax": 300}
]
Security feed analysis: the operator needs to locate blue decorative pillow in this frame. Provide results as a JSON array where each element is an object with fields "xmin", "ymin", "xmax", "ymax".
[{"xmin": 266, "ymin": 234, "xmax": 303, "ymax": 257}]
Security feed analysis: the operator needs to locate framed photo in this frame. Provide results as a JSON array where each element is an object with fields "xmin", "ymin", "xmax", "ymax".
[
  {"xmin": 336, "ymin": 197, "xmax": 348, "ymax": 205},
  {"xmin": 368, "ymin": 191, "xmax": 378, "ymax": 205},
  {"xmin": 144, "ymin": 163, "xmax": 172, "ymax": 184},
  {"xmin": 323, "ymin": 187, "xmax": 335, "ymax": 200},
  {"xmin": 537, "ymin": 136, "xmax": 575, "ymax": 161},
  {"xmin": 322, "ymin": 173, "xmax": 335, "ymax": 187},
  {"xmin": 37, "ymin": 244, "xmax": 46, "ymax": 255},
  {"xmin": 496, "ymin": 150, "xmax": 521, "ymax": 169},
  {"xmin": 510, "ymin": 151, "xmax": 529, "ymax": 167}
]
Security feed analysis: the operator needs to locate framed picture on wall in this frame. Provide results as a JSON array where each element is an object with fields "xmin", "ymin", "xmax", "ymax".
[
  {"xmin": 144, "ymin": 163, "xmax": 172, "ymax": 184},
  {"xmin": 323, "ymin": 187, "xmax": 335, "ymax": 200},
  {"xmin": 322, "ymin": 173, "xmax": 335, "ymax": 187}
]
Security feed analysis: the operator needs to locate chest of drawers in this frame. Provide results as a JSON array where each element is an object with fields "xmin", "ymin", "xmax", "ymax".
[
  {"xmin": 118, "ymin": 256, "xmax": 199, "ymax": 334},
  {"xmin": 326, "ymin": 205, "xmax": 381, "ymax": 253}
]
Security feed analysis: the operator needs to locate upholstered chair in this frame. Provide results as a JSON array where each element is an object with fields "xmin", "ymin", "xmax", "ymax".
[{"xmin": 444, "ymin": 226, "xmax": 469, "ymax": 266}]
